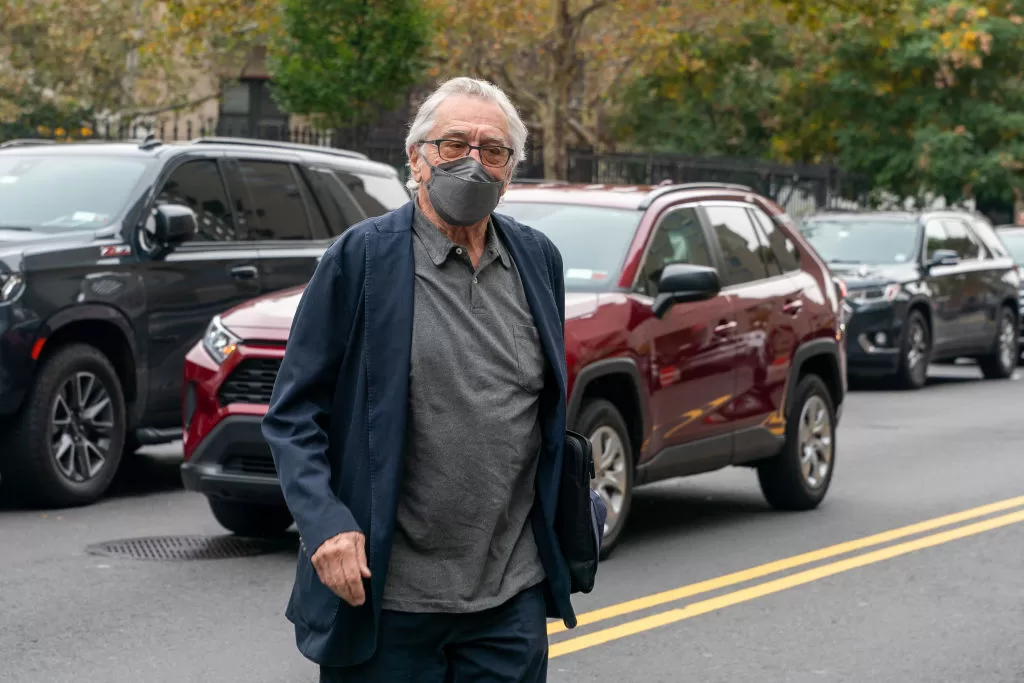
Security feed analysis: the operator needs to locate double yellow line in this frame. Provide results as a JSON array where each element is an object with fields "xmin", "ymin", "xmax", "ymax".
[{"xmin": 548, "ymin": 495, "xmax": 1024, "ymax": 658}]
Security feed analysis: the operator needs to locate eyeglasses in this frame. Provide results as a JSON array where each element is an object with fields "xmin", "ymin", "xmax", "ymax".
[{"xmin": 420, "ymin": 138, "xmax": 514, "ymax": 168}]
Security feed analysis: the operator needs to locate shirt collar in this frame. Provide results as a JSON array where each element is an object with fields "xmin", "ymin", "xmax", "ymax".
[
  {"xmin": 411, "ymin": 201, "xmax": 454, "ymax": 266},
  {"xmin": 486, "ymin": 221, "xmax": 513, "ymax": 270},
  {"xmin": 412, "ymin": 201, "xmax": 511, "ymax": 269}
]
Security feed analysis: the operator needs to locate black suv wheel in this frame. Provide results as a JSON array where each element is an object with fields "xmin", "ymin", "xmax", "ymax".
[
  {"xmin": 978, "ymin": 306, "xmax": 1018, "ymax": 380},
  {"xmin": 209, "ymin": 500, "xmax": 293, "ymax": 537},
  {"xmin": 2, "ymin": 344, "xmax": 127, "ymax": 507},
  {"xmin": 758, "ymin": 374, "xmax": 836, "ymax": 510},
  {"xmin": 895, "ymin": 310, "xmax": 931, "ymax": 390}
]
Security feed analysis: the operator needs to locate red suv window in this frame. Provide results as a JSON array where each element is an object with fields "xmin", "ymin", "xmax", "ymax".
[{"xmin": 703, "ymin": 204, "xmax": 770, "ymax": 285}]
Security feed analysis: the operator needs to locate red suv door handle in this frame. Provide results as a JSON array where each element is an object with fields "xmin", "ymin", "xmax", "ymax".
[
  {"xmin": 714, "ymin": 320, "xmax": 737, "ymax": 335},
  {"xmin": 783, "ymin": 299, "xmax": 804, "ymax": 315}
]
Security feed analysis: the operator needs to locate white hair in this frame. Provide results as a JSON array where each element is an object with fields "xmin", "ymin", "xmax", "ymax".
[{"xmin": 404, "ymin": 77, "xmax": 528, "ymax": 192}]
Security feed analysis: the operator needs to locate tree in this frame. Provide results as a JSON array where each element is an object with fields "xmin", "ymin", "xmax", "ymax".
[
  {"xmin": 783, "ymin": 1, "xmax": 1024, "ymax": 205},
  {"xmin": 0, "ymin": 0, "xmax": 281, "ymax": 137},
  {"xmin": 424, "ymin": 0, "xmax": 716, "ymax": 179},
  {"xmin": 265, "ymin": 0, "xmax": 433, "ymax": 130},
  {"xmin": 140, "ymin": 0, "xmax": 282, "ymax": 113},
  {"xmin": 614, "ymin": 16, "xmax": 796, "ymax": 159},
  {"xmin": 619, "ymin": 0, "xmax": 1024, "ymax": 207},
  {"xmin": 0, "ymin": 0, "xmax": 149, "ymax": 131}
]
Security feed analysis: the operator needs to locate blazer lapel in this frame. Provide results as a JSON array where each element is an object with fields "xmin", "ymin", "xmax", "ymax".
[
  {"xmin": 493, "ymin": 214, "xmax": 568, "ymax": 398},
  {"xmin": 364, "ymin": 203, "xmax": 415, "ymax": 472}
]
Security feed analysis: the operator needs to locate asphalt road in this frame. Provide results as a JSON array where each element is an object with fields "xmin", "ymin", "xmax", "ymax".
[{"xmin": 2, "ymin": 363, "xmax": 1023, "ymax": 683}]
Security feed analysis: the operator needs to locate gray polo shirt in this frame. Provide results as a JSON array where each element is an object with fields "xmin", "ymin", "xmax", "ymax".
[{"xmin": 380, "ymin": 203, "xmax": 548, "ymax": 613}]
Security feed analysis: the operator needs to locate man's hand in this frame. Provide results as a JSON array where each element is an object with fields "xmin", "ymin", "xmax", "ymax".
[{"xmin": 310, "ymin": 531, "xmax": 371, "ymax": 606}]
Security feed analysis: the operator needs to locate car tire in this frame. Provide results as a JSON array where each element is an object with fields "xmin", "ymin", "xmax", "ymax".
[
  {"xmin": 1, "ymin": 344, "xmax": 127, "ymax": 508},
  {"xmin": 208, "ymin": 499, "xmax": 294, "ymax": 538},
  {"xmin": 977, "ymin": 306, "xmax": 1018, "ymax": 380},
  {"xmin": 576, "ymin": 398, "xmax": 634, "ymax": 559},
  {"xmin": 894, "ymin": 310, "xmax": 931, "ymax": 390},
  {"xmin": 758, "ymin": 374, "xmax": 836, "ymax": 511}
]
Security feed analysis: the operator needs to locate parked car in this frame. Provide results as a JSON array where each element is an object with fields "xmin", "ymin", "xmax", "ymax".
[
  {"xmin": 994, "ymin": 225, "xmax": 1024, "ymax": 353},
  {"xmin": 0, "ymin": 136, "xmax": 408, "ymax": 507},
  {"xmin": 182, "ymin": 181, "xmax": 847, "ymax": 555},
  {"xmin": 800, "ymin": 211, "xmax": 1020, "ymax": 388}
]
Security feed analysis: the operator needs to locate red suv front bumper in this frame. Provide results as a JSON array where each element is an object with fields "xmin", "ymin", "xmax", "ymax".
[{"xmin": 180, "ymin": 340, "xmax": 285, "ymax": 506}]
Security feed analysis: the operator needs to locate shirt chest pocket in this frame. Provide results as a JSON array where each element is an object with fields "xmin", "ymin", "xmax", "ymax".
[{"xmin": 513, "ymin": 323, "xmax": 545, "ymax": 394}]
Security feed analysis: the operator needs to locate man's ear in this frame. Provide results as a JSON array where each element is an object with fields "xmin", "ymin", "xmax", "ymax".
[
  {"xmin": 500, "ymin": 167, "xmax": 514, "ymax": 196},
  {"xmin": 409, "ymin": 145, "xmax": 425, "ymax": 184}
]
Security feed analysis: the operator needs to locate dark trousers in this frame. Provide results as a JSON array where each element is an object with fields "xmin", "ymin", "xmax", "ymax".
[{"xmin": 319, "ymin": 583, "xmax": 548, "ymax": 683}]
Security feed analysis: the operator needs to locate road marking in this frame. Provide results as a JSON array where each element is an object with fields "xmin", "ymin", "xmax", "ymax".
[
  {"xmin": 549, "ymin": 495, "xmax": 1024, "ymax": 636},
  {"xmin": 550, "ymin": 507, "xmax": 1024, "ymax": 658}
]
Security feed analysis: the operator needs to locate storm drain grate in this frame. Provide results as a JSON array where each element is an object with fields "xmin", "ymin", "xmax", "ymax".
[{"xmin": 86, "ymin": 535, "xmax": 292, "ymax": 561}]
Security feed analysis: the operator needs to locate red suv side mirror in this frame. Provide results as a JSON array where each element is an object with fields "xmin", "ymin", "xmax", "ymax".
[{"xmin": 653, "ymin": 263, "xmax": 721, "ymax": 318}]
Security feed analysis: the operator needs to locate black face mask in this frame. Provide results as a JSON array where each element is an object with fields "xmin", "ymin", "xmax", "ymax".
[{"xmin": 423, "ymin": 156, "xmax": 504, "ymax": 227}]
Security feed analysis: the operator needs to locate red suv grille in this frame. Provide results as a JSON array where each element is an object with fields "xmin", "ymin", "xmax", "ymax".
[
  {"xmin": 218, "ymin": 358, "xmax": 281, "ymax": 405},
  {"xmin": 223, "ymin": 454, "xmax": 277, "ymax": 476}
]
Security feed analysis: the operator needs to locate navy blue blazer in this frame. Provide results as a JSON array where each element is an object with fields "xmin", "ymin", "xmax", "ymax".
[{"xmin": 262, "ymin": 201, "xmax": 576, "ymax": 667}]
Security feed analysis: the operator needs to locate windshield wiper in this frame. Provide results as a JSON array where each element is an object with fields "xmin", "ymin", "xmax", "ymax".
[
  {"xmin": 0, "ymin": 225, "xmax": 34, "ymax": 231},
  {"xmin": 829, "ymin": 258, "xmax": 862, "ymax": 264}
]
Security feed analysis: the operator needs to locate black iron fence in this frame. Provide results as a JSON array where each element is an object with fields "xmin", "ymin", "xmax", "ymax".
[
  {"xmin": 2, "ymin": 119, "xmax": 868, "ymax": 217},
  {"xmin": 519, "ymin": 147, "xmax": 870, "ymax": 218}
]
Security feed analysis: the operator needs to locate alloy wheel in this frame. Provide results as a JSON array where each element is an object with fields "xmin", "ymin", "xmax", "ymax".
[
  {"xmin": 906, "ymin": 321, "xmax": 928, "ymax": 381},
  {"xmin": 50, "ymin": 372, "xmax": 115, "ymax": 483},
  {"xmin": 589, "ymin": 425, "xmax": 628, "ymax": 536},
  {"xmin": 998, "ymin": 314, "xmax": 1015, "ymax": 370},
  {"xmin": 798, "ymin": 395, "xmax": 833, "ymax": 489}
]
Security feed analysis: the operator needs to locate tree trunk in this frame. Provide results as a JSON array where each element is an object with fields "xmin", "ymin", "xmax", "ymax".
[
  {"xmin": 541, "ymin": 102, "xmax": 569, "ymax": 180},
  {"xmin": 542, "ymin": 0, "xmax": 574, "ymax": 180}
]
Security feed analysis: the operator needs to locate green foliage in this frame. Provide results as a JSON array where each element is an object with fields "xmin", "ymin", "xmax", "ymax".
[
  {"xmin": 615, "ymin": 19, "xmax": 792, "ymax": 158},
  {"xmin": 0, "ymin": 103, "xmax": 97, "ymax": 142},
  {"xmin": 619, "ymin": 0, "xmax": 1024, "ymax": 207},
  {"xmin": 1, "ymin": 0, "xmax": 146, "ymax": 124},
  {"xmin": 266, "ymin": 0, "xmax": 433, "ymax": 129}
]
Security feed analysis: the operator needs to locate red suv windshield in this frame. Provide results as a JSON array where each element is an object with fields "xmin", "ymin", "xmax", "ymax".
[{"xmin": 497, "ymin": 201, "xmax": 641, "ymax": 291}]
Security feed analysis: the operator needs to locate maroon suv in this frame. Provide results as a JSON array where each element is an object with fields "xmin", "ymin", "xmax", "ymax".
[{"xmin": 181, "ymin": 182, "xmax": 847, "ymax": 555}]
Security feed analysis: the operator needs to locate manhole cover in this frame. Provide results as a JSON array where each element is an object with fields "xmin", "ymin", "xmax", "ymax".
[{"xmin": 86, "ymin": 535, "xmax": 292, "ymax": 561}]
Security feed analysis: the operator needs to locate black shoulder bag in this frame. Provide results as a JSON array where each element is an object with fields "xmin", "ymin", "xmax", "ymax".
[{"xmin": 555, "ymin": 430, "xmax": 608, "ymax": 594}]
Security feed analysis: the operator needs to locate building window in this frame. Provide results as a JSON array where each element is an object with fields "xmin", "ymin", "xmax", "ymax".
[{"xmin": 217, "ymin": 79, "xmax": 289, "ymax": 139}]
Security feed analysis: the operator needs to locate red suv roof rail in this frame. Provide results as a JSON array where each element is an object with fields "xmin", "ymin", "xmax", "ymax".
[{"xmin": 637, "ymin": 182, "xmax": 754, "ymax": 209}]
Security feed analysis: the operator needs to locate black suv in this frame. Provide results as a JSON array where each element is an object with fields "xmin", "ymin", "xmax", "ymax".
[
  {"xmin": 0, "ymin": 137, "xmax": 409, "ymax": 507},
  {"xmin": 994, "ymin": 225, "xmax": 1024, "ymax": 351},
  {"xmin": 799, "ymin": 210, "xmax": 1021, "ymax": 389}
]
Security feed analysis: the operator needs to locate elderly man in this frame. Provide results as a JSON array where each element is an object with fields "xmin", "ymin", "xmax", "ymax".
[{"xmin": 262, "ymin": 77, "xmax": 587, "ymax": 682}]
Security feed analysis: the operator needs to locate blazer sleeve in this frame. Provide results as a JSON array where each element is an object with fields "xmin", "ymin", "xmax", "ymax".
[
  {"xmin": 261, "ymin": 242, "xmax": 362, "ymax": 557},
  {"xmin": 543, "ymin": 232, "xmax": 566, "ymax": 327}
]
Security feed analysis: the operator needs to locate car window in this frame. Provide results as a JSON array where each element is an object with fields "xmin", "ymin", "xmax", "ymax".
[
  {"xmin": 495, "ymin": 201, "xmax": 642, "ymax": 292},
  {"xmin": 298, "ymin": 172, "xmax": 331, "ymax": 239},
  {"xmin": 941, "ymin": 218, "xmax": 982, "ymax": 260},
  {"xmin": 749, "ymin": 206, "xmax": 801, "ymax": 272},
  {"xmin": 998, "ymin": 231, "xmax": 1024, "ymax": 265},
  {"xmin": 636, "ymin": 207, "xmax": 715, "ymax": 296},
  {"xmin": 802, "ymin": 217, "xmax": 920, "ymax": 265},
  {"xmin": 156, "ymin": 159, "xmax": 239, "ymax": 242},
  {"xmin": 747, "ymin": 211, "xmax": 781, "ymax": 277},
  {"xmin": 0, "ymin": 154, "xmax": 150, "ymax": 233},
  {"xmin": 303, "ymin": 167, "xmax": 370, "ymax": 235},
  {"xmin": 974, "ymin": 220, "xmax": 1009, "ymax": 258},
  {"xmin": 237, "ymin": 160, "xmax": 313, "ymax": 240},
  {"xmin": 333, "ymin": 170, "xmax": 408, "ymax": 217},
  {"xmin": 704, "ymin": 204, "xmax": 770, "ymax": 286},
  {"xmin": 924, "ymin": 219, "xmax": 948, "ymax": 260}
]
